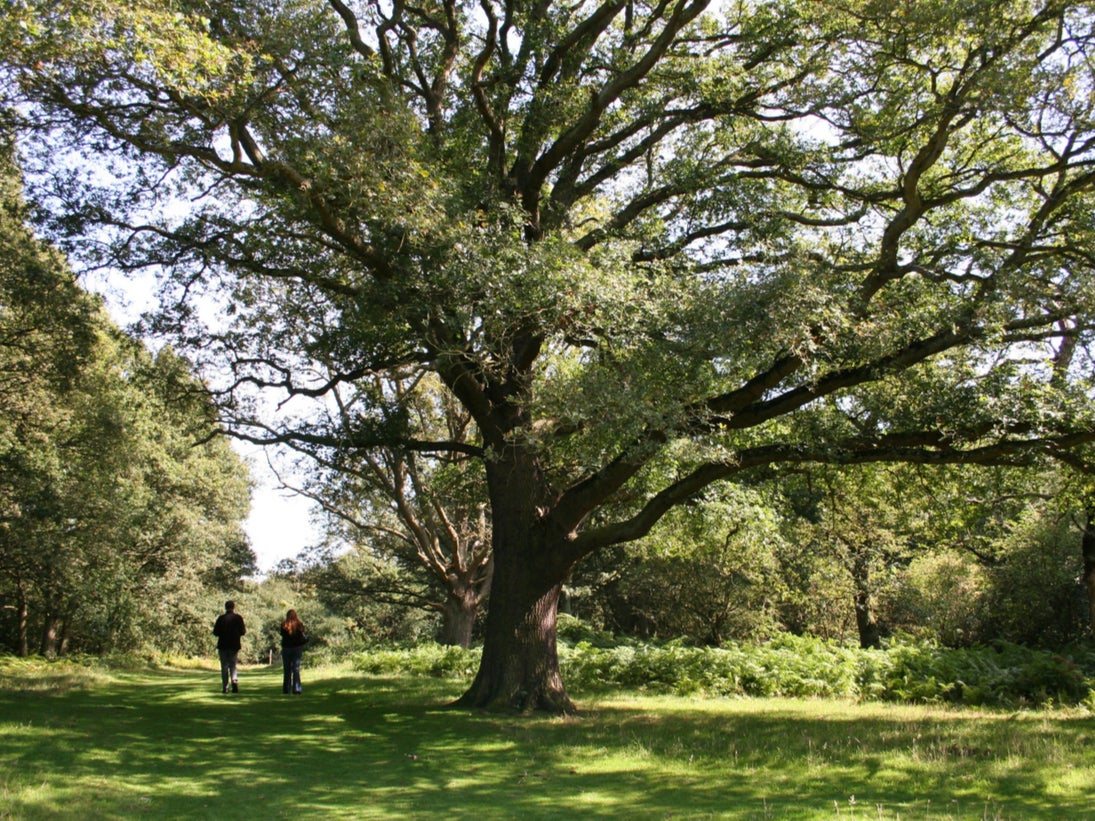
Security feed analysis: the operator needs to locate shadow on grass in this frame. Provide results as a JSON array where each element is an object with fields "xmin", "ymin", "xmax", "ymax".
[{"xmin": 1, "ymin": 665, "xmax": 1093, "ymax": 819}]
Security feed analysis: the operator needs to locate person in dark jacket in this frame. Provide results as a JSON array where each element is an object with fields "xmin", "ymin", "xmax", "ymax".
[
  {"xmin": 280, "ymin": 609, "xmax": 309, "ymax": 695},
  {"xmin": 212, "ymin": 600, "xmax": 246, "ymax": 694}
]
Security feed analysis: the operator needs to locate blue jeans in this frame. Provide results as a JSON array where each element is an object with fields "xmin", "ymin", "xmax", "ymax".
[
  {"xmin": 282, "ymin": 646, "xmax": 303, "ymax": 693},
  {"xmin": 218, "ymin": 649, "xmax": 239, "ymax": 691}
]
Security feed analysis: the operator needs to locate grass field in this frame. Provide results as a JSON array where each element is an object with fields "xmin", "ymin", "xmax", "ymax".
[{"xmin": 1, "ymin": 659, "xmax": 1093, "ymax": 819}]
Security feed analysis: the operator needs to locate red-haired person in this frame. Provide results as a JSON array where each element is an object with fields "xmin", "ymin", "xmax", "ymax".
[{"xmin": 280, "ymin": 609, "xmax": 309, "ymax": 694}]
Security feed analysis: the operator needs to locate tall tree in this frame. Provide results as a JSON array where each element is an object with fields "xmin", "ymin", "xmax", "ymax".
[
  {"xmin": 0, "ymin": 130, "xmax": 254, "ymax": 655},
  {"xmin": 0, "ymin": 123, "xmax": 99, "ymax": 654},
  {"xmin": 4, "ymin": 0, "xmax": 1095, "ymax": 708}
]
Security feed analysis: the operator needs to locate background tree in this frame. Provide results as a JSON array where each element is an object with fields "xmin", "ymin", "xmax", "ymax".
[
  {"xmin": 809, "ymin": 465, "xmax": 919, "ymax": 649},
  {"xmin": 976, "ymin": 503, "xmax": 1087, "ymax": 646},
  {"xmin": 1082, "ymin": 501, "xmax": 1095, "ymax": 639},
  {"xmin": 825, "ymin": 462, "xmax": 1091, "ymax": 648},
  {"xmin": 0, "ymin": 133, "xmax": 254, "ymax": 655},
  {"xmin": 295, "ymin": 372, "xmax": 493, "ymax": 648},
  {"xmin": 4, "ymin": 0, "xmax": 1095, "ymax": 709},
  {"xmin": 577, "ymin": 484, "xmax": 785, "ymax": 645},
  {"xmin": 0, "ymin": 125, "xmax": 99, "ymax": 654},
  {"xmin": 237, "ymin": 568, "xmax": 349, "ymax": 664},
  {"xmin": 291, "ymin": 548, "xmax": 439, "ymax": 647},
  {"xmin": 109, "ymin": 346, "xmax": 257, "ymax": 655}
]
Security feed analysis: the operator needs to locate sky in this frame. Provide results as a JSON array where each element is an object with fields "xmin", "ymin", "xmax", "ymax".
[{"xmin": 240, "ymin": 451, "xmax": 321, "ymax": 573}]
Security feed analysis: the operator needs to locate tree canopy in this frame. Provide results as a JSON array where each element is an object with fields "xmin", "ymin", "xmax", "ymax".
[{"xmin": 3, "ymin": 0, "xmax": 1095, "ymax": 709}]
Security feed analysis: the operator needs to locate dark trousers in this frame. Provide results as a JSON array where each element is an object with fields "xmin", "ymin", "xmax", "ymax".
[
  {"xmin": 282, "ymin": 646, "xmax": 303, "ymax": 694},
  {"xmin": 218, "ymin": 648, "xmax": 239, "ymax": 691}
]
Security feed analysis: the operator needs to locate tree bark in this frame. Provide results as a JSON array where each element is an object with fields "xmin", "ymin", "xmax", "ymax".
[
  {"xmin": 438, "ymin": 405, "xmax": 582, "ymax": 713},
  {"xmin": 439, "ymin": 592, "xmax": 478, "ymax": 649},
  {"xmin": 39, "ymin": 615, "xmax": 60, "ymax": 657},
  {"xmin": 17, "ymin": 592, "xmax": 28, "ymax": 658},
  {"xmin": 851, "ymin": 551, "xmax": 882, "ymax": 649},
  {"xmin": 1083, "ymin": 507, "xmax": 1095, "ymax": 641},
  {"xmin": 452, "ymin": 449, "xmax": 576, "ymax": 713},
  {"xmin": 453, "ymin": 577, "xmax": 573, "ymax": 713},
  {"xmin": 853, "ymin": 587, "xmax": 882, "ymax": 649}
]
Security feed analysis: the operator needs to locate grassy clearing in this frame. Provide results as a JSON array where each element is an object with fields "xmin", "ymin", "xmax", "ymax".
[{"xmin": 1, "ymin": 659, "xmax": 1092, "ymax": 820}]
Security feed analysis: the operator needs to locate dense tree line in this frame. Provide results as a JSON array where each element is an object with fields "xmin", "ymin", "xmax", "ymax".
[
  {"xmin": 0, "ymin": 134, "xmax": 255, "ymax": 657},
  {"xmin": 571, "ymin": 462, "xmax": 1094, "ymax": 650},
  {"xmin": 282, "ymin": 459, "xmax": 1092, "ymax": 654}
]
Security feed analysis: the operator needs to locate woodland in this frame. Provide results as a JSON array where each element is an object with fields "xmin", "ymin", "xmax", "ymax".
[{"xmin": 2, "ymin": 0, "xmax": 1095, "ymax": 714}]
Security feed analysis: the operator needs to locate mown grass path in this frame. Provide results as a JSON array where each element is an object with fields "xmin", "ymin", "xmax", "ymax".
[{"xmin": 1, "ymin": 661, "xmax": 1093, "ymax": 819}]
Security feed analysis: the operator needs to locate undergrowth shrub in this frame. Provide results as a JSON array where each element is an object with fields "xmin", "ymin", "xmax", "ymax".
[
  {"xmin": 872, "ymin": 641, "xmax": 1093, "ymax": 706},
  {"xmin": 561, "ymin": 634, "xmax": 864, "ymax": 699},
  {"xmin": 352, "ymin": 643, "xmax": 481, "ymax": 679},
  {"xmin": 347, "ymin": 634, "xmax": 1095, "ymax": 709},
  {"xmin": 0, "ymin": 653, "xmax": 115, "ymax": 693}
]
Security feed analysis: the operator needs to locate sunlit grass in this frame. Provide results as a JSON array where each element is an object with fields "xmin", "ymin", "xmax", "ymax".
[{"xmin": 1, "ymin": 660, "xmax": 1092, "ymax": 819}]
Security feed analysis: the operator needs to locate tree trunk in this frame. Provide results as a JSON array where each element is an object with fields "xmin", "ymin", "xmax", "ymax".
[
  {"xmin": 17, "ymin": 592, "xmax": 28, "ymax": 658},
  {"xmin": 58, "ymin": 613, "xmax": 71, "ymax": 657},
  {"xmin": 453, "ymin": 577, "xmax": 573, "ymax": 713},
  {"xmin": 17, "ymin": 599, "xmax": 28, "ymax": 656},
  {"xmin": 453, "ymin": 451, "xmax": 575, "ymax": 713},
  {"xmin": 853, "ymin": 585, "xmax": 881, "ymax": 649},
  {"xmin": 39, "ymin": 615, "xmax": 60, "ymax": 657},
  {"xmin": 1083, "ymin": 507, "xmax": 1095, "ymax": 641},
  {"xmin": 439, "ymin": 593, "xmax": 478, "ymax": 649},
  {"xmin": 850, "ymin": 551, "xmax": 882, "ymax": 649}
]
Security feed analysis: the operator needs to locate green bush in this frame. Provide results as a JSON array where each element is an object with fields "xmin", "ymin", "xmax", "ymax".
[
  {"xmin": 345, "ymin": 630, "xmax": 1095, "ymax": 709},
  {"xmin": 977, "ymin": 512, "xmax": 1088, "ymax": 646},
  {"xmin": 561, "ymin": 635, "xmax": 1095, "ymax": 707},
  {"xmin": 351, "ymin": 643, "xmax": 482, "ymax": 679}
]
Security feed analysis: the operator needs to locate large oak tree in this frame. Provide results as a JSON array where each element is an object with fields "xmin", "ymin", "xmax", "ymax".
[{"xmin": 4, "ymin": 0, "xmax": 1095, "ymax": 709}]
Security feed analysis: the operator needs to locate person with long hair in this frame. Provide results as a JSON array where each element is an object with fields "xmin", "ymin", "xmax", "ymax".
[{"xmin": 279, "ymin": 609, "xmax": 309, "ymax": 694}]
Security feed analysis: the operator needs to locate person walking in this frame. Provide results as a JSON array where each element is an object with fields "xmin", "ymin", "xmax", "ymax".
[
  {"xmin": 280, "ymin": 609, "xmax": 309, "ymax": 695},
  {"xmin": 213, "ymin": 600, "xmax": 246, "ymax": 694}
]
